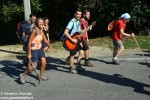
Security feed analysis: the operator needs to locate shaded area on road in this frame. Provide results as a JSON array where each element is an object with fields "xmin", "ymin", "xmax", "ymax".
[
  {"xmin": 0, "ymin": 49, "xmax": 25, "ymax": 55},
  {"xmin": 89, "ymin": 58, "xmax": 113, "ymax": 65},
  {"xmin": 79, "ymin": 71, "xmax": 150, "ymax": 96},
  {"xmin": 0, "ymin": 60, "xmax": 25, "ymax": 78},
  {"xmin": 0, "ymin": 60, "xmax": 40, "ymax": 85},
  {"xmin": 135, "ymin": 50, "xmax": 150, "ymax": 57},
  {"xmin": 139, "ymin": 62, "xmax": 150, "ymax": 68},
  {"xmin": 46, "ymin": 56, "xmax": 69, "ymax": 73}
]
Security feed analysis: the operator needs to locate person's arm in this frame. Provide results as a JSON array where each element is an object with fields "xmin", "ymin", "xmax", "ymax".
[
  {"xmin": 27, "ymin": 29, "xmax": 36, "ymax": 58},
  {"xmin": 64, "ymin": 21, "xmax": 77, "ymax": 44},
  {"xmin": 86, "ymin": 34, "xmax": 89, "ymax": 44},
  {"xmin": 119, "ymin": 21, "xmax": 134, "ymax": 37},
  {"xmin": 120, "ymin": 29, "xmax": 135, "ymax": 37},
  {"xmin": 46, "ymin": 33, "xmax": 50, "ymax": 42},
  {"xmin": 21, "ymin": 24, "xmax": 26, "ymax": 39},
  {"xmin": 22, "ymin": 32, "xmax": 25, "ymax": 39},
  {"xmin": 43, "ymin": 32, "xmax": 54, "ymax": 53}
]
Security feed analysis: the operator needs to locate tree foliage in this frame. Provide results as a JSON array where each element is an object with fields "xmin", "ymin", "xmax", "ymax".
[
  {"xmin": 0, "ymin": 0, "xmax": 149, "ymax": 44},
  {"xmin": 0, "ymin": 0, "xmax": 42, "ymax": 22}
]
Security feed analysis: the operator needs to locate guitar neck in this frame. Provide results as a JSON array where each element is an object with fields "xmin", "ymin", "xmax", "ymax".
[{"xmin": 78, "ymin": 25, "xmax": 91, "ymax": 38}]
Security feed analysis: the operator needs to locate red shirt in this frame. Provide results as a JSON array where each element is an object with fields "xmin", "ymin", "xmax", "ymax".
[
  {"xmin": 80, "ymin": 18, "xmax": 88, "ymax": 39},
  {"xmin": 112, "ymin": 19, "xmax": 125, "ymax": 41}
]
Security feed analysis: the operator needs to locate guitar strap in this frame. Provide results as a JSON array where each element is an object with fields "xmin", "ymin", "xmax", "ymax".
[
  {"xmin": 61, "ymin": 20, "xmax": 74, "ymax": 40},
  {"xmin": 69, "ymin": 21, "xmax": 74, "ymax": 34}
]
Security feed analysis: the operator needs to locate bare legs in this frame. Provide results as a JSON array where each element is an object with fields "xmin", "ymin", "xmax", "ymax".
[{"xmin": 113, "ymin": 46, "xmax": 124, "ymax": 59}]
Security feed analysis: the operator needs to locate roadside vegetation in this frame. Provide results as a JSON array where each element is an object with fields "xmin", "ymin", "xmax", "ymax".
[{"xmin": 51, "ymin": 35, "xmax": 150, "ymax": 50}]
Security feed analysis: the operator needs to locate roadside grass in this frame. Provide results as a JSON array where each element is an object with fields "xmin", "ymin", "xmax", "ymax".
[
  {"xmin": 51, "ymin": 35, "xmax": 150, "ymax": 50},
  {"xmin": 91, "ymin": 35, "xmax": 150, "ymax": 50},
  {"xmin": 51, "ymin": 41, "xmax": 64, "ymax": 49}
]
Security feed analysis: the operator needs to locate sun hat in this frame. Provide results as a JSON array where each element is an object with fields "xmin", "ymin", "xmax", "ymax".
[{"xmin": 120, "ymin": 13, "xmax": 131, "ymax": 20}]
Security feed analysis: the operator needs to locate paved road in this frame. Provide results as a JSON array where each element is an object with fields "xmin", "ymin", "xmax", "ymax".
[{"xmin": 0, "ymin": 53, "xmax": 150, "ymax": 100}]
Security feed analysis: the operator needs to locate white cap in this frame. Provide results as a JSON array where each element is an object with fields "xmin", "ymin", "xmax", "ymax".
[{"xmin": 120, "ymin": 13, "xmax": 131, "ymax": 20}]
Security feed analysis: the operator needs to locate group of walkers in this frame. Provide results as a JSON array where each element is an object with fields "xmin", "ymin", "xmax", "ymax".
[{"xmin": 18, "ymin": 8, "xmax": 135, "ymax": 84}]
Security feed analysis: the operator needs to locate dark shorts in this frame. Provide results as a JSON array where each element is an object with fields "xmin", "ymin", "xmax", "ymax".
[
  {"xmin": 31, "ymin": 48, "xmax": 45, "ymax": 62},
  {"xmin": 70, "ymin": 44, "xmax": 83, "ymax": 56},
  {"xmin": 82, "ymin": 39, "xmax": 89, "ymax": 51}
]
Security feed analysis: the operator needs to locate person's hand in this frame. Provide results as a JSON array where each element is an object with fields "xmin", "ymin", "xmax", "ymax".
[
  {"xmin": 71, "ymin": 38, "xmax": 77, "ymax": 44},
  {"xmin": 89, "ymin": 25, "xmax": 92, "ymax": 31},
  {"xmin": 86, "ymin": 39, "xmax": 89, "ymax": 44},
  {"xmin": 28, "ymin": 53, "xmax": 31, "ymax": 59},
  {"xmin": 50, "ymin": 48, "xmax": 55, "ymax": 54},
  {"xmin": 80, "ymin": 42, "xmax": 83, "ymax": 47},
  {"xmin": 130, "ymin": 33, "xmax": 135, "ymax": 38}
]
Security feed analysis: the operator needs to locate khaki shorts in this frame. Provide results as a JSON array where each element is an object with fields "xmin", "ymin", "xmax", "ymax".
[{"xmin": 113, "ymin": 40, "xmax": 123, "ymax": 47}]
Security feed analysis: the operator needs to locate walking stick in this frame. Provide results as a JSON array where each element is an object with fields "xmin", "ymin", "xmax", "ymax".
[{"xmin": 133, "ymin": 36, "xmax": 147, "ymax": 63}]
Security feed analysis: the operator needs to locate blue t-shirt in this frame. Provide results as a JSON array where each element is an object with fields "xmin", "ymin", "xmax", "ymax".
[
  {"xmin": 66, "ymin": 18, "xmax": 81, "ymax": 36},
  {"xmin": 61, "ymin": 18, "xmax": 81, "ymax": 40}
]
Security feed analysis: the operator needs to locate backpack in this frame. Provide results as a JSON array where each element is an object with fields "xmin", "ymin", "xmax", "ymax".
[
  {"xmin": 22, "ymin": 27, "xmax": 39, "ymax": 52},
  {"xmin": 107, "ymin": 21, "xmax": 115, "ymax": 31},
  {"xmin": 16, "ymin": 21, "xmax": 35, "ymax": 43},
  {"xmin": 16, "ymin": 21, "xmax": 25, "ymax": 39}
]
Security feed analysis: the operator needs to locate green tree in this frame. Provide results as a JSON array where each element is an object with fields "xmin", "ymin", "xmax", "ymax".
[{"xmin": 0, "ymin": 0, "xmax": 42, "ymax": 22}]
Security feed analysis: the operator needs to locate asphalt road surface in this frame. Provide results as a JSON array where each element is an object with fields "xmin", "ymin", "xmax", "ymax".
[{"xmin": 0, "ymin": 53, "xmax": 150, "ymax": 100}]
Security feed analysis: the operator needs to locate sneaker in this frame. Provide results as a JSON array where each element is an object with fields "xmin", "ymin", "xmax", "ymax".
[
  {"xmin": 114, "ymin": 59, "xmax": 120, "ymax": 65},
  {"xmin": 84, "ymin": 60, "xmax": 93, "ymax": 67},
  {"xmin": 40, "ymin": 75, "xmax": 49, "ymax": 81},
  {"xmin": 19, "ymin": 74, "xmax": 26, "ymax": 84},
  {"xmin": 70, "ymin": 67, "xmax": 77, "ymax": 74},
  {"xmin": 65, "ymin": 57, "xmax": 70, "ymax": 65},
  {"xmin": 76, "ymin": 64, "xmax": 85, "ymax": 72}
]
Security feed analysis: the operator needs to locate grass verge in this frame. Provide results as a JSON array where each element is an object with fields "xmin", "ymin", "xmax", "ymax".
[{"xmin": 51, "ymin": 35, "xmax": 150, "ymax": 50}]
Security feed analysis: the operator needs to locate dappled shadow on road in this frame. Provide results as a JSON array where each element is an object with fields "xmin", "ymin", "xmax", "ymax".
[
  {"xmin": 0, "ymin": 60, "xmax": 25, "ymax": 85},
  {"xmin": 89, "ymin": 58, "xmax": 114, "ymax": 65},
  {"xmin": 16, "ymin": 55, "xmax": 70, "ymax": 73},
  {"xmin": 79, "ymin": 71, "xmax": 150, "ymax": 95},
  {"xmin": 0, "ymin": 49, "xmax": 25, "ymax": 55},
  {"xmin": 0, "ymin": 60, "xmax": 39, "ymax": 85},
  {"xmin": 0, "ymin": 60, "xmax": 25, "ymax": 78},
  {"xmin": 135, "ymin": 53, "xmax": 150, "ymax": 57},
  {"xmin": 16, "ymin": 55, "xmax": 26, "ymax": 61},
  {"xmin": 143, "ymin": 50, "xmax": 150, "ymax": 53},
  {"xmin": 135, "ymin": 50, "xmax": 150, "ymax": 57},
  {"xmin": 45, "ymin": 57, "xmax": 69, "ymax": 73},
  {"xmin": 138, "ymin": 62, "xmax": 150, "ymax": 68}
]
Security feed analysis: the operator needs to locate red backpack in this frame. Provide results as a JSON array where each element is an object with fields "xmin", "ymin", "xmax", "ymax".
[
  {"xmin": 16, "ymin": 21, "xmax": 25, "ymax": 39},
  {"xmin": 107, "ymin": 21, "xmax": 115, "ymax": 31}
]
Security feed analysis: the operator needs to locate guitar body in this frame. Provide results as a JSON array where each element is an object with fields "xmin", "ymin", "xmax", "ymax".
[
  {"xmin": 62, "ymin": 21, "xmax": 96, "ymax": 52},
  {"xmin": 62, "ymin": 32, "xmax": 82, "ymax": 52}
]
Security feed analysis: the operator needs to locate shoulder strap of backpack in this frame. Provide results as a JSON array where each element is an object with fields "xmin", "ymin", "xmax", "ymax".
[
  {"xmin": 27, "ymin": 27, "xmax": 38, "ymax": 41},
  {"xmin": 35, "ymin": 27, "xmax": 38, "ymax": 36}
]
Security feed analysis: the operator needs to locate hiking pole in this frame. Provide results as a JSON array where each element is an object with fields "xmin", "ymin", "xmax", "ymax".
[
  {"xmin": 133, "ymin": 36, "xmax": 147, "ymax": 63},
  {"xmin": 29, "ymin": 59, "xmax": 41, "ymax": 84}
]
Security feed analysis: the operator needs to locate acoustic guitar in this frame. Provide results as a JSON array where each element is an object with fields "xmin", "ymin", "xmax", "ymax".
[{"xmin": 62, "ymin": 21, "xmax": 96, "ymax": 52}]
